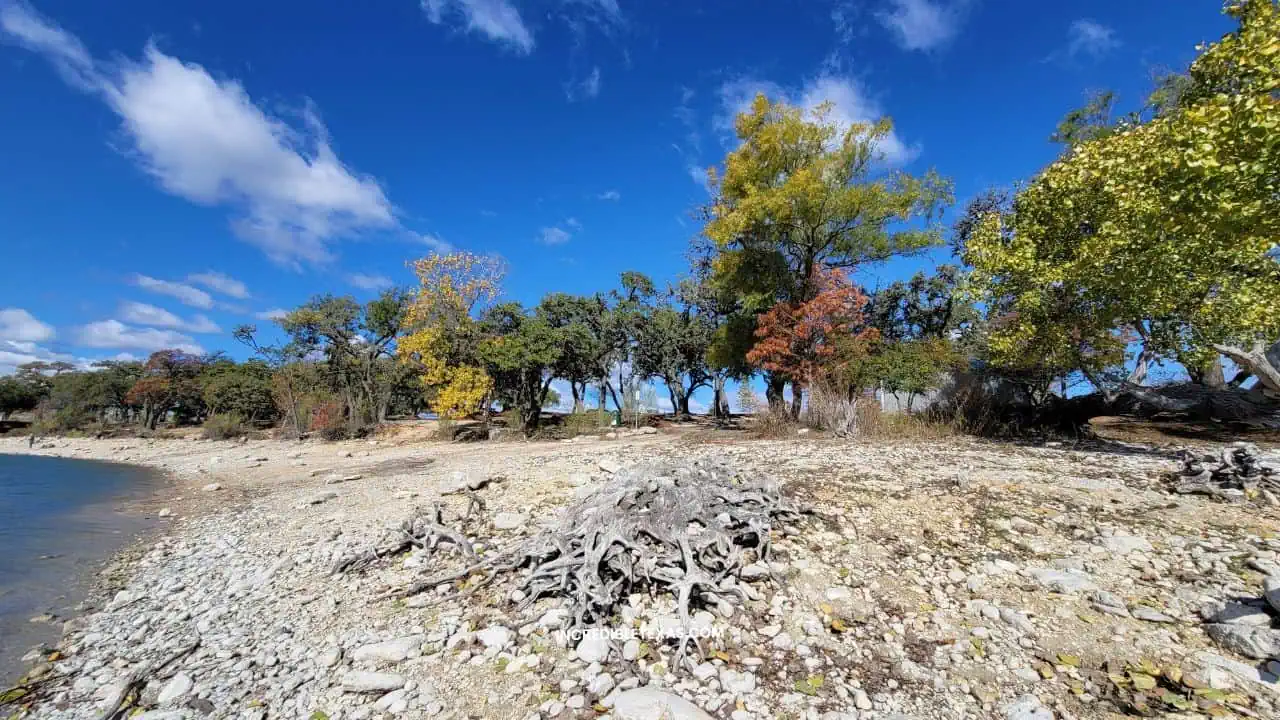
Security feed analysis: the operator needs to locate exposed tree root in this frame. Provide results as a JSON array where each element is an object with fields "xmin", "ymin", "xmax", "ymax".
[
  {"xmin": 1165, "ymin": 443, "xmax": 1280, "ymax": 502},
  {"xmin": 339, "ymin": 460, "xmax": 813, "ymax": 671}
]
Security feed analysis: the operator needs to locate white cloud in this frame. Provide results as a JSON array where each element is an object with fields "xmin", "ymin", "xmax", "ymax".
[
  {"xmin": 413, "ymin": 231, "xmax": 454, "ymax": 253},
  {"xmin": 132, "ymin": 274, "xmax": 214, "ymax": 309},
  {"xmin": 2, "ymin": 3, "xmax": 394, "ymax": 268},
  {"xmin": 1066, "ymin": 20, "xmax": 1119, "ymax": 61},
  {"xmin": 347, "ymin": 273, "xmax": 394, "ymax": 291},
  {"xmin": 565, "ymin": 66, "xmax": 602, "ymax": 101},
  {"xmin": 75, "ymin": 320, "xmax": 204, "ymax": 355},
  {"xmin": 688, "ymin": 164, "xmax": 710, "ymax": 192},
  {"xmin": 420, "ymin": 0, "xmax": 534, "ymax": 53},
  {"xmin": 187, "ymin": 270, "xmax": 249, "ymax": 299},
  {"xmin": 539, "ymin": 227, "xmax": 571, "ymax": 246},
  {"xmin": 597, "ymin": 190, "xmax": 621, "ymax": 201},
  {"xmin": 565, "ymin": 217, "xmax": 582, "ymax": 230},
  {"xmin": 0, "ymin": 308, "xmax": 55, "ymax": 343},
  {"xmin": 255, "ymin": 308, "xmax": 290, "ymax": 321},
  {"xmin": 716, "ymin": 74, "xmax": 918, "ymax": 166},
  {"xmin": 876, "ymin": 0, "xmax": 968, "ymax": 52},
  {"xmin": 118, "ymin": 301, "xmax": 220, "ymax": 334}
]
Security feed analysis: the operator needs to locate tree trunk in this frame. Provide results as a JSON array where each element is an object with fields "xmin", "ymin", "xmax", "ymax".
[
  {"xmin": 789, "ymin": 383, "xmax": 803, "ymax": 419},
  {"xmin": 711, "ymin": 375, "xmax": 728, "ymax": 419},
  {"xmin": 605, "ymin": 382, "xmax": 622, "ymax": 413},
  {"xmin": 677, "ymin": 389, "xmax": 691, "ymax": 418},
  {"xmin": 1213, "ymin": 342, "xmax": 1280, "ymax": 397},
  {"xmin": 765, "ymin": 375, "xmax": 786, "ymax": 413},
  {"xmin": 571, "ymin": 383, "xmax": 584, "ymax": 414},
  {"xmin": 667, "ymin": 386, "xmax": 679, "ymax": 417}
]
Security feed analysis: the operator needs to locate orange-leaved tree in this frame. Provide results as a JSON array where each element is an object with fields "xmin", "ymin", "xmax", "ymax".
[{"xmin": 746, "ymin": 268, "xmax": 877, "ymax": 405}]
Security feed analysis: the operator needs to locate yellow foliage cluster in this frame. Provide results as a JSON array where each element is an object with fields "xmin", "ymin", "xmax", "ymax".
[
  {"xmin": 397, "ymin": 252, "xmax": 506, "ymax": 419},
  {"xmin": 966, "ymin": 0, "xmax": 1280, "ymax": 371}
]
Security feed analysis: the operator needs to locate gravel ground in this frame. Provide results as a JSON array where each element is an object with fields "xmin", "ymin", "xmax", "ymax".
[{"xmin": 3, "ymin": 428, "xmax": 1279, "ymax": 720}]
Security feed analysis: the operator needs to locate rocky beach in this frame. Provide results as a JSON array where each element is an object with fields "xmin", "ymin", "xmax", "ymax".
[{"xmin": 3, "ymin": 429, "xmax": 1280, "ymax": 720}]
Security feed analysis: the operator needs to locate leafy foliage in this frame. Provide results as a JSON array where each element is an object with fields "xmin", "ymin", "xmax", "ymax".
[
  {"xmin": 965, "ymin": 0, "xmax": 1280, "ymax": 394},
  {"xmin": 747, "ymin": 268, "xmax": 877, "ymax": 387}
]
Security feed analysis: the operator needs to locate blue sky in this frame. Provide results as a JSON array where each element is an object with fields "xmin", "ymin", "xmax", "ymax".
[{"xmin": 0, "ymin": 0, "xmax": 1231, "ymax": 400}]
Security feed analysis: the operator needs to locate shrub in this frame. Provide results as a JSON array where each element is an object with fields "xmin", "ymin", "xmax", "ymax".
[
  {"xmin": 201, "ymin": 413, "xmax": 247, "ymax": 440},
  {"xmin": 803, "ymin": 385, "xmax": 870, "ymax": 438},
  {"xmin": 311, "ymin": 400, "xmax": 350, "ymax": 441},
  {"xmin": 564, "ymin": 410, "xmax": 611, "ymax": 437}
]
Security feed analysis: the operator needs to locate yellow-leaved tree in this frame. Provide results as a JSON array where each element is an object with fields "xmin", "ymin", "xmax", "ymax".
[
  {"xmin": 965, "ymin": 0, "xmax": 1280, "ymax": 401},
  {"xmin": 701, "ymin": 94, "xmax": 953, "ymax": 411},
  {"xmin": 398, "ymin": 252, "xmax": 505, "ymax": 419}
]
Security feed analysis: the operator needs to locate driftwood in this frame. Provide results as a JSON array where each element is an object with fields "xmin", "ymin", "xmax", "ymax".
[
  {"xmin": 1164, "ymin": 443, "xmax": 1280, "ymax": 503},
  {"xmin": 338, "ymin": 460, "xmax": 812, "ymax": 670}
]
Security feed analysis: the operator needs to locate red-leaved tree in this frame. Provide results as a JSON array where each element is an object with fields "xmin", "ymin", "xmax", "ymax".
[{"xmin": 746, "ymin": 268, "xmax": 877, "ymax": 398}]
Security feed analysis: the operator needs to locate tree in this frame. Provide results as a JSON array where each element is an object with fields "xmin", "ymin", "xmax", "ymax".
[
  {"xmin": 746, "ymin": 267, "xmax": 877, "ymax": 414},
  {"xmin": 867, "ymin": 265, "xmax": 975, "ymax": 343},
  {"xmin": 965, "ymin": 0, "xmax": 1280, "ymax": 410},
  {"xmin": 702, "ymin": 93, "xmax": 952, "ymax": 410},
  {"xmin": 280, "ymin": 290, "xmax": 409, "ymax": 428},
  {"xmin": 871, "ymin": 339, "xmax": 961, "ymax": 410},
  {"xmin": 632, "ymin": 283, "xmax": 716, "ymax": 417},
  {"xmin": 537, "ymin": 293, "xmax": 611, "ymax": 413},
  {"xmin": 477, "ymin": 302, "xmax": 562, "ymax": 432},
  {"xmin": 398, "ymin": 252, "xmax": 504, "ymax": 420},
  {"xmin": 0, "ymin": 376, "xmax": 41, "ymax": 419},
  {"xmin": 125, "ymin": 350, "xmax": 207, "ymax": 430},
  {"xmin": 201, "ymin": 359, "xmax": 278, "ymax": 423}
]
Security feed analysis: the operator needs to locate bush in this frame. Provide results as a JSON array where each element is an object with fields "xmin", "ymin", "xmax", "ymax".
[
  {"xmin": 435, "ymin": 417, "xmax": 456, "ymax": 440},
  {"xmin": 563, "ymin": 410, "xmax": 611, "ymax": 437},
  {"xmin": 311, "ymin": 400, "xmax": 350, "ymax": 441},
  {"xmin": 201, "ymin": 413, "xmax": 247, "ymax": 440},
  {"xmin": 803, "ymin": 385, "xmax": 872, "ymax": 438}
]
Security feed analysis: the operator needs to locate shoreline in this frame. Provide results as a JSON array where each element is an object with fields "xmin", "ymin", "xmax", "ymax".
[
  {"xmin": 0, "ymin": 453, "xmax": 169, "ymax": 685},
  {"xmin": 2, "ymin": 432, "xmax": 1279, "ymax": 720}
]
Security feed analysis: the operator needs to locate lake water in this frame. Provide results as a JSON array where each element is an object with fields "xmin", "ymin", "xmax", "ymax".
[{"xmin": 0, "ymin": 454, "xmax": 159, "ymax": 683}]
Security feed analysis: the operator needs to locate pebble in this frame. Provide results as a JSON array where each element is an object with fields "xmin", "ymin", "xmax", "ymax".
[
  {"xmin": 341, "ymin": 671, "xmax": 407, "ymax": 693},
  {"xmin": 156, "ymin": 672, "xmax": 193, "ymax": 705},
  {"xmin": 611, "ymin": 688, "xmax": 713, "ymax": 720}
]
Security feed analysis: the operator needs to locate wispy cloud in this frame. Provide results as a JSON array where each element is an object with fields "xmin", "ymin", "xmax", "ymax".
[
  {"xmin": 0, "ymin": 308, "xmax": 55, "ymax": 343},
  {"xmin": 420, "ymin": 0, "xmax": 535, "ymax": 53},
  {"xmin": 716, "ymin": 74, "xmax": 919, "ymax": 166},
  {"xmin": 187, "ymin": 270, "xmax": 249, "ymax": 299},
  {"xmin": 539, "ymin": 227, "xmax": 572, "ymax": 246},
  {"xmin": 413, "ymin": 231, "xmax": 454, "ymax": 253},
  {"xmin": 876, "ymin": 0, "xmax": 969, "ymax": 52},
  {"xmin": 1065, "ymin": 19, "xmax": 1119, "ymax": 62},
  {"xmin": 565, "ymin": 66, "xmax": 602, "ymax": 101},
  {"xmin": 118, "ymin": 301, "xmax": 220, "ymax": 334},
  {"xmin": 75, "ymin": 320, "xmax": 204, "ymax": 355},
  {"xmin": 1, "ymin": 2, "xmax": 395, "ymax": 268},
  {"xmin": 596, "ymin": 189, "xmax": 621, "ymax": 201},
  {"xmin": 255, "ymin": 308, "xmax": 289, "ymax": 321},
  {"xmin": 132, "ymin": 274, "xmax": 215, "ymax": 309},
  {"xmin": 347, "ymin": 273, "xmax": 394, "ymax": 290}
]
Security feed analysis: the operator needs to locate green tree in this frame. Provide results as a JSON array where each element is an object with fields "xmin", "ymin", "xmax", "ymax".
[
  {"xmin": 536, "ymin": 293, "xmax": 611, "ymax": 413},
  {"xmin": 125, "ymin": 350, "xmax": 207, "ymax": 430},
  {"xmin": 0, "ymin": 375, "xmax": 41, "ymax": 419},
  {"xmin": 965, "ymin": 0, "xmax": 1280, "ymax": 406},
  {"xmin": 278, "ymin": 290, "xmax": 410, "ymax": 428},
  {"xmin": 867, "ymin": 265, "xmax": 975, "ymax": 343},
  {"xmin": 702, "ymin": 94, "xmax": 953, "ymax": 411},
  {"xmin": 201, "ymin": 359, "xmax": 278, "ymax": 423},
  {"xmin": 477, "ymin": 302, "xmax": 563, "ymax": 433},
  {"xmin": 632, "ymin": 283, "xmax": 716, "ymax": 417}
]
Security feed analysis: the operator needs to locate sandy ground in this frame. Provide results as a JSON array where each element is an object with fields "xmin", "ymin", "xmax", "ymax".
[{"xmin": 3, "ymin": 427, "xmax": 1280, "ymax": 720}]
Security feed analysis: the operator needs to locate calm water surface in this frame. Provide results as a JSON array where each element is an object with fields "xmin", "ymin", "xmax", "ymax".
[{"xmin": 0, "ymin": 454, "xmax": 159, "ymax": 682}]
